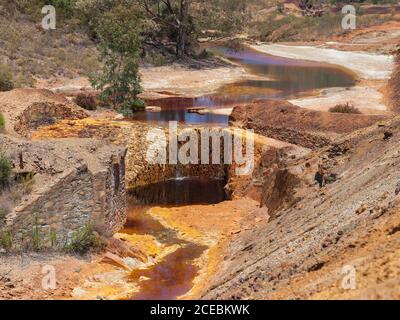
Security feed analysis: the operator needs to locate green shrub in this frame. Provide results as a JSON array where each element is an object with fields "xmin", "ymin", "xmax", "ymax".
[
  {"xmin": 0, "ymin": 154, "xmax": 12, "ymax": 189},
  {"xmin": 0, "ymin": 113, "xmax": 5, "ymax": 130},
  {"xmin": 130, "ymin": 99, "xmax": 145, "ymax": 110},
  {"xmin": 196, "ymin": 48, "xmax": 213, "ymax": 59},
  {"xmin": 64, "ymin": 223, "xmax": 104, "ymax": 255},
  {"xmin": 43, "ymin": 0, "xmax": 78, "ymax": 19},
  {"xmin": 32, "ymin": 215, "xmax": 42, "ymax": 251},
  {"xmin": 329, "ymin": 103, "xmax": 361, "ymax": 114},
  {"xmin": 119, "ymin": 105, "xmax": 134, "ymax": 118},
  {"xmin": 48, "ymin": 0, "xmax": 76, "ymax": 9},
  {"xmin": 75, "ymin": 93, "xmax": 97, "ymax": 110},
  {"xmin": 0, "ymin": 208, "xmax": 6, "ymax": 222},
  {"xmin": 0, "ymin": 64, "xmax": 14, "ymax": 92},
  {"xmin": 49, "ymin": 229, "xmax": 57, "ymax": 248},
  {"xmin": 146, "ymin": 52, "xmax": 168, "ymax": 67},
  {"xmin": 90, "ymin": 5, "xmax": 144, "ymax": 112},
  {"xmin": 0, "ymin": 229, "xmax": 13, "ymax": 251}
]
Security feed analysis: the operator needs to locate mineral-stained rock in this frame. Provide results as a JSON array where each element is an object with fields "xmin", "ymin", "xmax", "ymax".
[
  {"xmin": 0, "ymin": 88, "xmax": 88, "ymax": 137},
  {"xmin": 101, "ymin": 252, "xmax": 132, "ymax": 271},
  {"xmin": 106, "ymin": 237, "xmax": 148, "ymax": 263}
]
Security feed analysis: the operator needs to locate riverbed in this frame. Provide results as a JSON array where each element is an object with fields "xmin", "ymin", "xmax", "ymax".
[
  {"xmin": 115, "ymin": 46, "xmax": 360, "ymax": 299},
  {"xmin": 68, "ymin": 43, "xmax": 391, "ymax": 300},
  {"xmin": 135, "ymin": 46, "xmax": 357, "ymax": 125}
]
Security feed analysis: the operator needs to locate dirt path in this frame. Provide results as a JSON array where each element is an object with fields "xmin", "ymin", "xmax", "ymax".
[{"xmin": 288, "ymin": 85, "xmax": 389, "ymax": 115}]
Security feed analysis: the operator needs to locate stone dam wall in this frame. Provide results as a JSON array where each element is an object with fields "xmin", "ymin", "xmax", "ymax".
[{"xmin": 0, "ymin": 134, "xmax": 127, "ymax": 251}]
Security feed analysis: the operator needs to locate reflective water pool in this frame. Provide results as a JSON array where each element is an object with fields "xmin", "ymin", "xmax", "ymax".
[
  {"xmin": 133, "ymin": 46, "xmax": 356, "ymax": 125},
  {"xmin": 129, "ymin": 177, "xmax": 227, "ymax": 205}
]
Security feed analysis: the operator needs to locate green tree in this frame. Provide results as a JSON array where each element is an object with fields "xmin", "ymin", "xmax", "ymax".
[
  {"xmin": 90, "ymin": 5, "xmax": 144, "ymax": 116},
  {"xmin": 139, "ymin": 0, "xmax": 195, "ymax": 58}
]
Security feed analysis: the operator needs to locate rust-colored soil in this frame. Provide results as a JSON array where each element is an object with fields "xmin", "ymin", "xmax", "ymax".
[{"xmin": 230, "ymin": 99, "xmax": 387, "ymax": 149}]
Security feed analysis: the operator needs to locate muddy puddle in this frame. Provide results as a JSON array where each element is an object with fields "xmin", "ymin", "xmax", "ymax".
[{"xmin": 133, "ymin": 46, "xmax": 356, "ymax": 125}]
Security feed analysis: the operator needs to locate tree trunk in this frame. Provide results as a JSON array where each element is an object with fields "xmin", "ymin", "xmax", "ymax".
[{"xmin": 176, "ymin": 0, "xmax": 189, "ymax": 58}]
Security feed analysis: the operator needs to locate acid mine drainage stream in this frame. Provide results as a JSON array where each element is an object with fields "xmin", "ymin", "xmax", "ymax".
[
  {"xmin": 124, "ymin": 177, "xmax": 226, "ymax": 299},
  {"xmin": 86, "ymin": 45, "xmax": 357, "ymax": 300}
]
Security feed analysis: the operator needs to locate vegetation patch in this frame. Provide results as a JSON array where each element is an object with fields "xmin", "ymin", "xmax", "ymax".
[
  {"xmin": 0, "ymin": 113, "xmax": 5, "ymax": 131},
  {"xmin": 75, "ymin": 93, "xmax": 97, "ymax": 111},
  {"xmin": 329, "ymin": 103, "xmax": 361, "ymax": 114},
  {"xmin": 0, "ymin": 229, "xmax": 13, "ymax": 251},
  {"xmin": 0, "ymin": 63, "xmax": 14, "ymax": 92},
  {"xmin": 0, "ymin": 153, "xmax": 12, "ymax": 189},
  {"xmin": 64, "ymin": 223, "xmax": 104, "ymax": 255},
  {"xmin": 90, "ymin": 5, "xmax": 144, "ymax": 115},
  {"xmin": 248, "ymin": 9, "xmax": 392, "ymax": 42}
]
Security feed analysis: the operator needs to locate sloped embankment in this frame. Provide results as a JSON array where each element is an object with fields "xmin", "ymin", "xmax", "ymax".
[
  {"xmin": 230, "ymin": 99, "xmax": 387, "ymax": 149},
  {"xmin": 202, "ymin": 114, "xmax": 400, "ymax": 299},
  {"xmin": 0, "ymin": 89, "xmax": 88, "ymax": 137}
]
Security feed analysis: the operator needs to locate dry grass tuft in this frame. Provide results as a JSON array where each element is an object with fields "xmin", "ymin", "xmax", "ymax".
[{"xmin": 329, "ymin": 102, "xmax": 361, "ymax": 114}]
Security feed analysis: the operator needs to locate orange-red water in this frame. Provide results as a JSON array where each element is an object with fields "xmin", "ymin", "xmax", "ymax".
[
  {"xmin": 129, "ymin": 244, "xmax": 206, "ymax": 300},
  {"xmin": 123, "ymin": 177, "xmax": 226, "ymax": 299}
]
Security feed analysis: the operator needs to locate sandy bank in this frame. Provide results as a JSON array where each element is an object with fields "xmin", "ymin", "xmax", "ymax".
[
  {"xmin": 248, "ymin": 43, "xmax": 394, "ymax": 113},
  {"xmin": 39, "ymin": 62, "xmax": 248, "ymax": 99},
  {"xmin": 289, "ymin": 86, "xmax": 388, "ymax": 115},
  {"xmin": 249, "ymin": 44, "xmax": 394, "ymax": 80},
  {"xmin": 141, "ymin": 64, "xmax": 247, "ymax": 98}
]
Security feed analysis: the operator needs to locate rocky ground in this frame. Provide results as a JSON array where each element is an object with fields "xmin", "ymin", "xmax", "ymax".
[
  {"xmin": 230, "ymin": 99, "xmax": 387, "ymax": 149},
  {"xmin": 202, "ymin": 113, "xmax": 400, "ymax": 300},
  {"xmin": 70, "ymin": 199, "xmax": 263, "ymax": 300},
  {"xmin": 0, "ymin": 198, "xmax": 263, "ymax": 300},
  {"xmin": 0, "ymin": 253, "xmax": 113, "ymax": 300}
]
